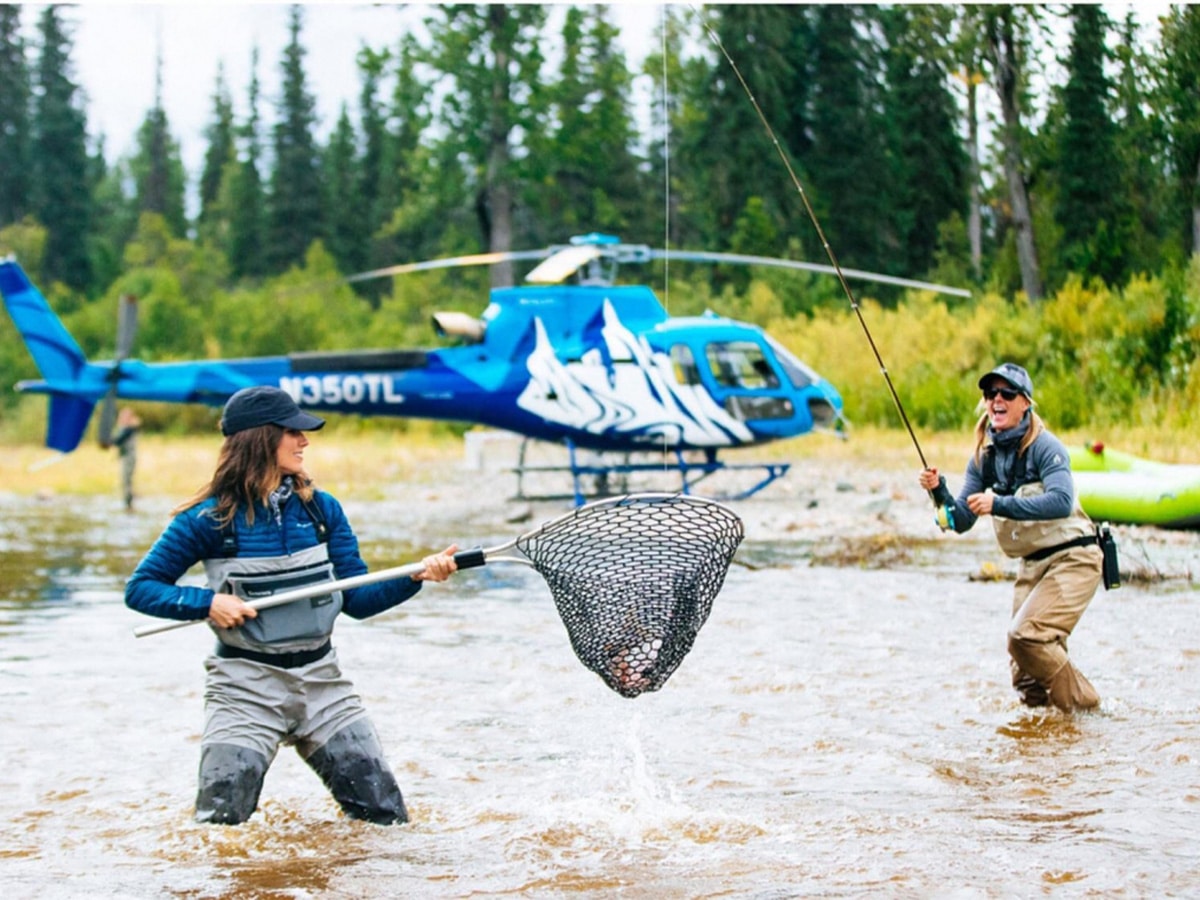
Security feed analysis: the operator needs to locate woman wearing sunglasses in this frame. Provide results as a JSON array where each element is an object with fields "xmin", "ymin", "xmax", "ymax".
[{"xmin": 918, "ymin": 363, "xmax": 1103, "ymax": 711}]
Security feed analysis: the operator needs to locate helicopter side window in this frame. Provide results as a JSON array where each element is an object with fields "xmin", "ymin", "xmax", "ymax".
[
  {"xmin": 671, "ymin": 344, "xmax": 702, "ymax": 386},
  {"xmin": 705, "ymin": 342, "xmax": 780, "ymax": 390}
]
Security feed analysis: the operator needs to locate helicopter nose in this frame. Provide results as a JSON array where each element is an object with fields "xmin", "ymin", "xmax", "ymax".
[{"xmin": 809, "ymin": 395, "xmax": 841, "ymax": 428}]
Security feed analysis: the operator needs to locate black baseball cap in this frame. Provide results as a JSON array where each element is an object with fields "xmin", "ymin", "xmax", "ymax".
[
  {"xmin": 977, "ymin": 362, "xmax": 1034, "ymax": 399},
  {"xmin": 220, "ymin": 386, "xmax": 325, "ymax": 436}
]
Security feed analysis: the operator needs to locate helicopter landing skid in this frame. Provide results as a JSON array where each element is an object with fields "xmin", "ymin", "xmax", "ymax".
[{"xmin": 511, "ymin": 440, "xmax": 790, "ymax": 506}]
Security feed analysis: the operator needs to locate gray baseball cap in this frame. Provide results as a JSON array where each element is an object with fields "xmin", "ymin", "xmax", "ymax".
[{"xmin": 978, "ymin": 362, "xmax": 1033, "ymax": 399}]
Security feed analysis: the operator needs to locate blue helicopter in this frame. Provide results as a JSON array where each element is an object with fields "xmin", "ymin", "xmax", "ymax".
[{"xmin": 1, "ymin": 234, "xmax": 968, "ymax": 501}]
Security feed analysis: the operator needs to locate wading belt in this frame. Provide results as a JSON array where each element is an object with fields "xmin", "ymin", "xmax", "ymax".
[
  {"xmin": 215, "ymin": 639, "xmax": 332, "ymax": 668},
  {"xmin": 1023, "ymin": 534, "xmax": 1099, "ymax": 562}
]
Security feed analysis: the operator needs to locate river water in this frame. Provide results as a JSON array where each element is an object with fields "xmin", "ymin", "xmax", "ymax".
[{"xmin": 1, "ymin": 489, "xmax": 1198, "ymax": 899}]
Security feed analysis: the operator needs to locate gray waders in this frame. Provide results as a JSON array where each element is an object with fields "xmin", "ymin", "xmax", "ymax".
[
  {"xmin": 195, "ymin": 526, "xmax": 408, "ymax": 825},
  {"xmin": 195, "ymin": 720, "xmax": 407, "ymax": 825},
  {"xmin": 195, "ymin": 651, "xmax": 409, "ymax": 826}
]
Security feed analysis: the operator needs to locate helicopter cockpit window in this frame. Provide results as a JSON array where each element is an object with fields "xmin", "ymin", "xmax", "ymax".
[
  {"xmin": 765, "ymin": 335, "xmax": 817, "ymax": 389},
  {"xmin": 671, "ymin": 344, "xmax": 702, "ymax": 386},
  {"xmin": 705, "ymin": 342, "xmax": 780, "ymax": 390}
]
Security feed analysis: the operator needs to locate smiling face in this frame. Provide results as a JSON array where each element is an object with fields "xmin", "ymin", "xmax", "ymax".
[
  {"xmin": 276, "ymin": 427, "xmax": 310, "ymax": 476},
  {"xmin": 981, "ymin": 378, "xmax": 1030, "ymax": 431}
]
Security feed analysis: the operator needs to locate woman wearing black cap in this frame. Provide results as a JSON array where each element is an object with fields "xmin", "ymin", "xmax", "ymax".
[
  {"xmin": 126, "ymin": 386, "xmax": 459, "ymax": 824},
  {"xmin": 918, "ymin": 363, "xmax": 1104, "ymax": 712}
]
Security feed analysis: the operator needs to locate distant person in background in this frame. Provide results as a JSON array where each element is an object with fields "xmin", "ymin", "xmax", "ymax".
[
  {"xmin": 126, "ymin": 386, "xmax": 460, "ymax": 825},
  {"xmin": 918, "ymin": 363, "xmax": 1104, "ymax": 712},
  {"xmin": 112, "ymin": 407, "xmax": 141, "ymax": 511}
]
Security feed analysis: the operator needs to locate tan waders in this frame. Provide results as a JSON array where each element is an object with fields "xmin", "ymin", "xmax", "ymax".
[{"xmin": 1007, "ymin": 543, "xmax": 1103, "ymax": 711}]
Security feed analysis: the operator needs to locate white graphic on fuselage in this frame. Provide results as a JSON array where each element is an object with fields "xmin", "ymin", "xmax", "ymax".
[{"xmin": 516, "ymin": 301, "xmax": 754, "ymax": 447}]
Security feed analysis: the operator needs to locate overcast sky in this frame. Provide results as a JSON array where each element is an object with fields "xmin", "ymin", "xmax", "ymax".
[
  {"xmin": 16, "ymin": 1, "xmax": 1168, "ymax": 209},
  {"xmin": 22, "ymin": 2, "xmax": 660, "ymax": 184}
]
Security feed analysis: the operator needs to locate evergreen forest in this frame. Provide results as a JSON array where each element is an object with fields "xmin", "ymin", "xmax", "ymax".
[{"xmin": 2, "ymin": 4, "xmax": 1199, "ymax": 443}]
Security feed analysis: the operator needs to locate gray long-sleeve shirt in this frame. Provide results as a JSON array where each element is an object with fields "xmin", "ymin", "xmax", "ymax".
[{"xmin": 947, "ymin": 428, "xmax": 1075, "ymax": 534}]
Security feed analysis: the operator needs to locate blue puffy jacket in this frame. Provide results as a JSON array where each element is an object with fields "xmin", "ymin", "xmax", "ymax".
[{"xmin": 125, "ymin": 489, "xmax": 421, "ymax": 621}]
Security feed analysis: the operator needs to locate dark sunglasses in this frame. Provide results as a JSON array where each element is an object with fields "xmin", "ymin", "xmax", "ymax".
[{"xmin": 982, "ymin": 386, "xmax": 1021, "ymax": 401}]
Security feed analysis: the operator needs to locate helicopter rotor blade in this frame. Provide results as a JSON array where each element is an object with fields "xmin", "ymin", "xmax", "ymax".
[
  {"xmin": 645, "ymin": 249, "xmax": 972, "ymax": 298},
  {"xmin": 344, "ymin": 236, "xmax": 970, "ymax": 297},
  {"xmin": 98, "ymin": 293, "xmax": 138, "ymax": 447},
  {"xmin": 346, "ymin": 249, "xmax": 552, "ymax": 284}
]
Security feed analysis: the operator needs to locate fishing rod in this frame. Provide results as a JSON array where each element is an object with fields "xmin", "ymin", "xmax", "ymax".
[{"xmin": 693, "ymin": 9, "xmax": 957, "ymax": 525}]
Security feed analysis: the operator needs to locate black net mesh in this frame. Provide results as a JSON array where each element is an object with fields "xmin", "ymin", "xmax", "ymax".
[{"xmin": 516, "ymin": 494, "xmax": 744, "ymax": 698}]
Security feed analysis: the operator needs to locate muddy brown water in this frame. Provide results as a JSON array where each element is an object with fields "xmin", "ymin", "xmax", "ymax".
[{"xmin": 1, "ymin": 487, "xmax": 1198, "ymax": 899}]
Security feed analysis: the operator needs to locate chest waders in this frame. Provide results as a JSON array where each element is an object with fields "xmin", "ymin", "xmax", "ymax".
[
  {"xmin": 981, "ymin": 446, "xmax": 1104, "ymax": 712},
  {"xmin": 194, "ymin": 497, "xmax": 407, "ymax": 825}
]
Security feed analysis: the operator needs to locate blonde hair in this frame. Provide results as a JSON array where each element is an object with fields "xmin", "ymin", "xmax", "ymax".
[
  {"xmin": 973, "ymin": 407, "xmax": 1044, "ymax": 468},
  {"xmin": 175, "ymin": 424, "xmax": 315, "ymax": 527}
]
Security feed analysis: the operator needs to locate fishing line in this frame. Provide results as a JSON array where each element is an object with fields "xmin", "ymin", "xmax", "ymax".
[
  {"xmin": 659, "ymin": 3, "xmax": 672, "ymax": 469},
  {"xmin": 693, "ymin": 8, "xmax": 930, "ymax": 471},
  {"xmin": 660, "ymin": 3, "xmax": 672, "ymax": 317}
]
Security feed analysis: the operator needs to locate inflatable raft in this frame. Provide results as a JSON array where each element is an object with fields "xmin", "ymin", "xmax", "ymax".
[{"xmin": 1070, "ymin": 443, "xmax": 1200, "ymax": 529}]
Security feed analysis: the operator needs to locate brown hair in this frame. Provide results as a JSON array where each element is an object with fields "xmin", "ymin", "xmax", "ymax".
[{"xmin": 174, "ymin": 424, "xmax": 315, "ymax": 527}]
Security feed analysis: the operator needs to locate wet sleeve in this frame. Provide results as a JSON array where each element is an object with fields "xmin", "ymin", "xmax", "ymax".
[
  {"xmin": 320, "ymin": 493, "xmax": 422, "ymax": 620},
  {"xmin": 124, "ymin": 512, "xmax": 220, "ymax": 620}
]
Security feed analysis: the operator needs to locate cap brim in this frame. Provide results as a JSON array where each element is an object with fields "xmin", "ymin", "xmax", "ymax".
[
  {"xmin": 277, "ymin": 411, "xmax": 325, "ymax": 431},
  {"xmin": 978, "ymin": 374, "xmax": 1012, "ymax": 390}
]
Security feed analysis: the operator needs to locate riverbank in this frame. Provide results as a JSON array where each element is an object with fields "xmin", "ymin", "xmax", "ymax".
[{"xmin": 3, "ymin": 426, "xmax": 1191, "ymax": 587}]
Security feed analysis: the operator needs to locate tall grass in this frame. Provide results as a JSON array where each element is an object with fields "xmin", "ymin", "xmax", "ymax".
[
  {"xmin": 760, "ymin": 264, "xmax": 1200, "ymax": 450},
  {"xmin": 0, "ymin": 420, "xmax": 467, "ymax": 500},
  {"xmin": 3, "ymin": 419, "xmax": 1193, "ymax": 506}
]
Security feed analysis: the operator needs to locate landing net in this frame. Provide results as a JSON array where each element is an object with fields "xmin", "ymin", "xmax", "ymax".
[{"xmin": 517, "ymin": 494, "xmax": 744, "ymax": 698}]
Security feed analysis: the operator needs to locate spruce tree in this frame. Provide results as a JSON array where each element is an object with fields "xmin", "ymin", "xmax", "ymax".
[
  {"xmin": 227, "ymin": 47, "xmax": 267, "ymax": 280},
  {"xmin": 1113, "ymin": 10, "xmax": 1169, "ymax": 274},
  {"xmin": 424, "ymin": 4, "xmax": 548, "ymax": 286},
  {"xmin": 880, "ymin": 6, "xmax": 968, "ymax": 283},
  {"xmin": 198, "ymin": 64, "xmax": 236, "ymax": 239},
  {"xmin": 638, "ymin": 7, "xmax": 702, "ymax": 250},
  {"xmin": 371, "ymin": 33, "xmax": 438, "ymax": 269},
  {"xmin": 805, "ymin": 5, "xmax": 896, "ymax": 285},
  {"xmin": 0, "ymin": 5, "xmax": 32, "ymax": 226},
  {"xmin": 1054, "ymin": 4, "xmax": 1125, "ymax": 285},
  {"xmin": 323, "ymin": 104, "xmax": 368, "ymax": 277},
  {"xmin": 526, "ymin": 5, "xmax": 643, "ymax": 245},
  {"xmin": 31, "ymin": 6, "xmax": 91, "ymax": 290},
  {"xmin": 685, "ymin": 4, "xmax": 803, "ymax": 259},
  {"xmin": 267, "ymin": 5, "xmax": 323, "ymax": 274},
  {"xmin": 356, "ymin": 46, "xmax": 389, "ymax": 259},
  {"xmin": 132, "ymin": 50, "xmax": 187, "ymax": 237},
  {"xmin": 1159, "ymin": 5, "xmax": 1200, "ymax": 256}
]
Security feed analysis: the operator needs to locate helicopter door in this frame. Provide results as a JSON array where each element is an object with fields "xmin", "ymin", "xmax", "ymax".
[{"xmin": 695, "ymin": 340, "xmax": 795, "ymax": 422}]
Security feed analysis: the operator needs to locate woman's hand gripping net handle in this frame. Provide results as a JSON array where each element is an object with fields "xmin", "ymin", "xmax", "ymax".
[{"xmin": 132, "ymin": 547, "xmax": 497, "ymax": 638}]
